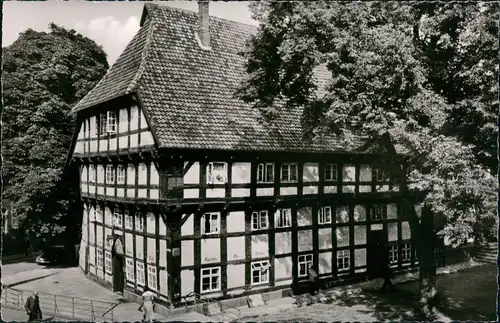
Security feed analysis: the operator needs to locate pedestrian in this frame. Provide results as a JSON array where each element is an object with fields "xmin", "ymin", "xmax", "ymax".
[
  {"xmin": 138, "ymin": 287, "xmax": 155, "ymax": 322},
  {"xmin": 308, "ymin": 264, "xmax": 319, "ymax": 295},
  {"xmin": 24, "ymin": 291, "xmax": 42, "ymax": 322},
  {"xmin": 380, "ymin": 244, "xmax": 394, "ymax": 291}
]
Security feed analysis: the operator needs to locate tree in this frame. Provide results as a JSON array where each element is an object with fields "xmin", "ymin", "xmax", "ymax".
[
  {"xmin": 2, "ymin": 23, "xmax": 109, "ymax": 253},
  {"xmin": 238, "ymin": 1, "xmax": 497, "ymax": 318}
]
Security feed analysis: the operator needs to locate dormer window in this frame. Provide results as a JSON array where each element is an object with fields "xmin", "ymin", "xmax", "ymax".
[{"xmin": 207, "ymin": 162, "xmax": 227, "ymax": 184}]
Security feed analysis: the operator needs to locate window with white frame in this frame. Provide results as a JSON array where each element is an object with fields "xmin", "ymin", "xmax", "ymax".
[
  {"xmin": 124, "ymin": 211, "xmax": 132, "ymax": 229},
  {"xmin": 207, "ymin": 162, "xmax": 227, "ymax": 184},
  {"xmin": 136, "ymin": 261, "xmax": 145, "ymax": 286},
  {"xmin": 89, "ymin": 165, "xmax": 96, "ymax": 183},
  {"xmin": 251, "ymin": 261, "xmax": 270, "ymax": 285},
  {"xmin": 113, "ymin": 209, "xmax": 123, "ymax": 228},
  {"xmin": 281, "ymin": 163, "xmax": 298, "ymax": 182},
  {"xmin": 107, "ymin": 111, "xmax": 116, "ymax": 134},
  {"xmin": 147, "ymin": 266, "xmax": 157, "ymax": 290},
  {"xmin": 97, "ymin": 249, "xmax": 104, "ymax": 269},
  {"xmin": 252, "ymin": 211, "xmax": 268, "ymax": 230},
  {"xmin": 136, "ymin": 213, "xmax": 144, "ymax": 232},
  {"xmin": 117, "ymin": 165, "xmax": 125, "ymax": 184},
  {"xmin": 298, "ymin": 254, "xmax": 313, "ymax": 277},
  {"xmin": 275, "ymin": 209, "xmax": 291, "ymax": 228},
  {"xmin": 325, "ymin": 163, "xmax": 338, "ymax": 181},
  {"xmin": 202, "ymin": 213, "xmax": 220, "ymax": 235},
  {"xmin": 389, "ymin": 245, "xmax": 398, "ymax": 264},
  {"xmin": 105, "ymin": 251, "xmax": 112, "ymax": 272},
  {"xmin": 257, "ymin": 163, "xmax": 274, "ymax": 183},
  {"xmin": 318, "ymin": 206, "xmax": 332, "ymax": 224},
  {"xmin": 337, "ymin": 250, "xmax": 350, "ymax": 271},
  {"xmin": 201, "ymin": 267, "xmax": 220, "ymax": 292},
  {"xmin": 106, "ymin": 165, "xmax": 115, "ymax": 184},
  {"xmin": 98, "ymin": 113, "xmax": 107, "ymax": 136},
  {"xmin": 402, "ymin": 244, "xmax": 411, "ymax": 262},
  {"xmin": 370, "ymin": 205, "xmax": 386, "ymax": 220},
  {"xmin": 126, "ymin": 258, "xmax": 135, "ymax": 281},
  {"xmin": 90, "ymin": 207, "xmax": 97, "ymax": 222}
]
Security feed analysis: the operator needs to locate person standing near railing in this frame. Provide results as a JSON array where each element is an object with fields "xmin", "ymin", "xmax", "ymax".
[
  {"xmin": 138, "ymin": 287, "xmax": 155, "ymax": 322},
  {"xmin": 24, "ymin": 291, "xmax": 42, "ymax": 322}
]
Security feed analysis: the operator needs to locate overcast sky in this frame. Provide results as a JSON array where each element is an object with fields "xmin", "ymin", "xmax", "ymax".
[{"xmin": 3, "ymin": 1, "xmax": 258, "ymax": 66}]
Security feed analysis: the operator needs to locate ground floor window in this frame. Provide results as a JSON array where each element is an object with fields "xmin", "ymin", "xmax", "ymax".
[
  {"xmin": 126, "ymin": 258, "xmax": 135, "ymax": 281},
  {"xmin": 337, "ymin": 250, "xmax": 350, "ymax": 272},
  {"xmin": 136, "ymin": 262, "xmax": 145, "ymax": 286},
  {"xmin": 201, "ymin": 267, "xmax": 220, "ymax": 292},
  {"xmin": 104, "ymin": 251, "xmax": 112, "ymax": 273},
  {"xmin": 402, "ymin": 244, "xmax": 411, "ymax": 262},
  {"xmin": 147, "ymin": 266, "xmax": 157, "ymax": 291},
  {"xmin": 389, "ymin": 245, "xmax": 398, "ymax": 264},
  {"xmin": 97, "ymin": 249, "xmax": 104, "ymax": 269},
  {"xmin": 251, "ymin": 261, "xmax": 270, "ymax": 285},
  {"xmin": 298, "ymin": 254, "xmax": 313, "ymax": 277}
]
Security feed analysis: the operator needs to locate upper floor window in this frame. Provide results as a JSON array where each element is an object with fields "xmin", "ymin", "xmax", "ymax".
[
  {"xmin": 96, "ymin": 111, "xmax": 116, "ymax": 136},
  {"xmin": 370, "ymin": 204, "xmax": 387, "ymax": 220},
  {"xmin": 252, "ymin": 211, "xmax": 268, "ymax": 230},
  {"xmin": 135, "ymin": 213, "xmax": 144, "ymax": 232},
  {"xmin": 106, "ymin": 165, "xmax": 115, "ymax": 184},
  {"xmin": 202, "ymin": 213, "xmax": 220, "ymax": 235},
  {"xmin": 89, "ymin": 165, "xmax": 96, "ymax": 183},
  {"xmin": 318, "ymin": 206, "xmax": 332, "ymax": 224},
  {"xmin": 117, "ymin": 165, "xmax": 125, "ymax": 185},
  {"xmin": 375, "ymin": 168, "xmax": 389, "ymax": 182},
  {"xmin": 257, "ymin": 163, "xmax": 274, "ymax": 183},
  {"xmin": 113, "ymin": 208, "xmax": 123, "ymax": 228},
  {"xmin": 207, "ymin": 162, "xmax": 227, "ymax": 184},
  {"xmin": 275, "ymin": 209, "xmax": 291, "ymax": 228},
  {"xmin": 107, "ymin": 111, "xmax": 116, "ymax": 134},
  {"xmin": 325, "ymin": 163, "xmax": 338, "ymax": 181},
  {"xmin": 124, "ymin": 210, "xmax": 132, "ymax": 229},
  {"xmin": 281, "ymin": 163, "xmax": 298, "ymax": 182}
]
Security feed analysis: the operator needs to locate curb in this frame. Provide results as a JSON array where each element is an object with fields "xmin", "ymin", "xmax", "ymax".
[{"xmin": 4, "ymin": 272, "xmax": 60, "ymax": 288}]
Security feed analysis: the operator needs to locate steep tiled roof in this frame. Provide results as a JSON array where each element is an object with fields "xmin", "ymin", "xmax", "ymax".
[{"xmin": 73, "ymin": 3, "xmax": 371, "ymax": 153}]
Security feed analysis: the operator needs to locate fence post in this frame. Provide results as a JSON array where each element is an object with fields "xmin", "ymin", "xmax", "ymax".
[
  {"xmin": 54, "ymin": 294, "xmax": 57, "ymax": 315},
  {"xmin": 91, "ymin": 300, "xmax": 94, "ymax": 321},
  {"xmin": 111, "ymin": 303, "xmax": 114, "ymax": 323},
  {"xmin": 72, "ymin": 297, "xmax": 75, "ymax": 318}
]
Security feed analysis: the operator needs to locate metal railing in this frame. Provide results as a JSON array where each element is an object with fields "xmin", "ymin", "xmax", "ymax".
[
  {"xmin": 182, "ymin": 292, "xmax": 240, "ymax": 322},
  {"xmin": 2, "ymin": 286, "xmax": 119, "ymax": 322}
]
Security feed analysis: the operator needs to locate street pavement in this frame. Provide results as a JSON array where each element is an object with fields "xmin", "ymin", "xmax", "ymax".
[{"xmin": 2, "ymin": 261, "xmax": 41, "ymax": 277}]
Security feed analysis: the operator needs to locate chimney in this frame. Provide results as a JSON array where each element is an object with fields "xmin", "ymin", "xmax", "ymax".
[{"xmin": 198, "ymin": 0, "xmax": 210, "ymax": 48}]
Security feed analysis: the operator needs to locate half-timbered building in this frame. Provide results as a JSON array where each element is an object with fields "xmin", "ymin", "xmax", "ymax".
[{"xmin": 70, "ymin": 2, "xmax": 425, "ymax": 306}]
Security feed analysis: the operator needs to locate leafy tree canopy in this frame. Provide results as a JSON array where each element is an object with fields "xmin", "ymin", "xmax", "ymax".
[{"xmin": 2, "ymin": 23, "xmax": 109, "ymax": 241}]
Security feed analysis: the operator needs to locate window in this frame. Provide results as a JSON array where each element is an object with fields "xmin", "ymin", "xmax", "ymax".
[
  {"xmin": 107, "ymin": 111, "xmax": 116, "ymax": 134},
  {"xmin": 202, "ymin": 213, "xmax": 220, "ymax": 235},
  {"xmin": 252, "ymin": 211, "xmax": 268, "ymax": 230},
  {"xmin": 117, "ymin": 165, "xmax": 125, "ymax": 184},
  {"xmin": 201, "ymin": 267, "xmax": 220, "ymax": 292},
  {"xmin": 375, "ymin": 168, "xmax": 389, "ymax": 181},
  {"xmin": 105, "ymin": 251, "xmax": 112, "ymax": 273},
  {"xmin": 136, "ymin": 213, "xmax": 144, "ymax": 232},
  {"xmin": 275, "ymin": 209, "xmax": 291, "ymax": 228},
  {"xmin": 89, "ymin": 165, "xmax": 96, "ymax": 183},
  {"xmin": 113, "ymin": 209, "xmax": 123, "ymax": 228},
  {"xmin": 126, "ymin": 258, "xmax": 135, "ymax": 281},
  {"xmin": 257, "ymin": 163, "xmax": 274, "ymax": 183},
  {"xmin": 147, "ymin": 266, "xmax": 157, "ymax": 290},
  {"xmin": 99, "ymin": 113, "xmax": 107, "ymax": 136},
  {"xmin": 370, "ymin": 205, "xmax": 386, "ymax": 220},
  {"xmin": 251, "ymin": 261, "xmax": 270, "ymax": 285},
  {"xmin": 337, "ymin": 250, "xmax": 350, "ymax": 271},
  {"xmin": 298, "ymin": 254, "xmax": 313, "ymax": 277},
  {"xmin": 124, "ymin": 211, "xmax": 132, "ymax": 229},
  {"xmin": 207, "ymin": 162, "xmax": 227, "ymax": 184},
  {"xmin": 96, "ymin": 249, "xmax": 104, "ymax": 269},
  {"xmin": 318, "ymin": 206, "xmax": 332, "ymax": 224},
  {"xmin": 106, "ymin": 165, "xmax": 115, "ymax": 184},
  {"xmin": 325, "ymin": 163, "xmax": 338, "ymax": 181},
  {"xmin": 281, "ymin": 163, "xmax": 298, "ymax": 182},
  {"xmin": 402, "ymin": 244, "xmax": 411, "ymax": 262},
  {"xmin": 389, "ymin": 245, "xmax": 398, "ymax": 264},
  {"xmin": 136, "ymin": 262, "xmax": 145, "ymax": 286}
]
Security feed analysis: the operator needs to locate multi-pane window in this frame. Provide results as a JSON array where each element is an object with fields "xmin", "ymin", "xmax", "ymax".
[
  {"xmin": 207, "ymin": 162, "xmax": 227, "ymax": 184},
  {"xmin": 275, "ymin": 209, "xmax": 291, "ymax": 228},
  {"xmin": 201, "ymin": 267, "xmax": 220, "ymax": 292},
  {"xmin": 117, "ymin": 165, "xmax": 125, "ymax": 184},
  {"xmin": 251, "ymin": 261, "xmax": 270, "ymax": 285},
  {"xmin": 126, "ymin": 258, "xmax": 135, "ymax": 281},
  {"xmin": 389, "ymin": 245, "xmax": 398, "ymax": 264},
  {"xmin": 98, "ymin": 113, "xmax": 107, "ymax": 136},
  {"xmin": 252, "ymin": 211, "xmax": 268, "ymax": 230},
  {"xmin": 105, "ymin": 165, "xmax": 115, "ymax": 184},
  {"xmin": 370, "ymin": 205, "xmax": 386, "ymax": 220},
  {"xmin": 105, "ymin": 251, "xmax": 112, "ymax": 273},
  {"xmin": 113, "ymin": 209, "xmax": 123, "ymax": 228},
  {"xmin": 281, "ymin": 163, "xmax": 298, "ymax": 182},
  {"xmin": 202, "ymin": 213, "xmax": 220, "ymax": 234},
  {"xmin": 136, "ymin": 262, "xmax": 145, "ymax": 286},
  {"xmin": 375, "ymin": 168, "xmax": 389, "ymax": 181},
  {"xmin": 318, "ymin": 206, "xmax": 332, "ymax": 224},
  {"xmin": 325, "ymin": 163, "xmax": 338, "ymax": 181},
  {"xmin": 89, "ymin": 165, "xmax": 96, "ymax": 183},
  {"xmin": 96, "ymin": 249, "xmax": 104, "ymax": 269},
  {"xmin": 136, "ymin": 213, "xmax": 144, "ymax": 232},
  {"xmin": 337, "ymin": 250, "xmax": 350, "ymax": 271},
  {"xmin": 124, "ymin": 211, "xmax": 133, "ymax": 229},
  {"xmin": 107, "ymin": 111, "xmax": 116, "ymax": 134},
  {"xmin": 402, "ymin": 244, "xmax": 411, "ymax": 262},
  {"xmin": 257, "ymin": 163, "xmax": 274, "ymax": 183},
  {"xmin": 298, "ymin": 254, "xmax": 313, "ymax": 277},
  {"xmin": 147, "ymin": 266, "xmax": 157, "ymax": 290}
]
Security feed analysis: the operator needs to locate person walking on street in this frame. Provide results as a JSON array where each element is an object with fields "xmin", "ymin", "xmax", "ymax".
[
  {"xmin": 380, "ymin": 244, "xmax": 394, "ymax": 291},
  {"xmin": 308, "ymin": 264, "xmax": 319, "ymax": 295},
  {"xmin": 24, "ymin": 291, "xmax": 42, "ymax": 322},
  {"xmin": 138, "ymin": 287, "xmax": 155, "ymax": 322}
]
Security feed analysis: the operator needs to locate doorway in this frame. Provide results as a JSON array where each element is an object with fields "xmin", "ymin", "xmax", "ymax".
[
  {"xmin": 367, "ymin": 228, "xmax": 388, "ymax": 279},
  {"xmin": 112, "ymin": 254, "xmax": 125, "ymax": 293}
]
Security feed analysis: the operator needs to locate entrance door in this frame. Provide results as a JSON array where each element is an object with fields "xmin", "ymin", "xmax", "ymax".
[
  {"xmin": 367, "ymin": 228, "xmax": 388, "ymax": 279},
  {"xmin": 112, "ymin": 255, "xmax": 125, "ymax": 293}
]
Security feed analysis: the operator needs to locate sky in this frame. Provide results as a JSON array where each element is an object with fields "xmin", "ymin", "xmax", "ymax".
[{"xmin": 3, "ymin": 1, "xmax": 258, "ymax": 65}]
